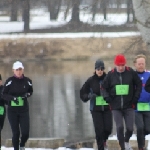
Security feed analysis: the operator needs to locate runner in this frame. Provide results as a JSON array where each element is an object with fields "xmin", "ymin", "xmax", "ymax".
[
  {"xmin": 0, "ymin": 74, "xmax": 6, "ymax": 150},
  {"xmin": 80, "ymin": 59, "xmax": 112, "ymax": 150},
  {"xmin": 2, "ymin": 61, "xmax": 33, "ymax": 150},
  {"xmin": 133, "ymin": 54, "xmax": 150, "ymax": 150},
  {"xmin": 102, "ymin": 54, "xmax": 142, "ymax": 150}
]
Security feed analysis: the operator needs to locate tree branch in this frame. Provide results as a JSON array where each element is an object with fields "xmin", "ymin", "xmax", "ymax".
[{"xmin": 135, "ymin": 18, "xmax": 150, "ymax": 28}]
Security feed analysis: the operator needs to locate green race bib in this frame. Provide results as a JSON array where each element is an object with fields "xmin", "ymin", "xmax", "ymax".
[
  {"xmin": 11, "ymin": 97, "xmax": 24, "ymax": 106},
  {"xmin": 137, "ymin": 103, "xmax": 150, "ymax": 111},
  {"xmin": 96, "ymin": 96, "xmax": 108, "ymax": 105},
  {"xmin": 116, "ymin": 85, "xmax": 129, "ymax": 95},
  {"xmin": 0, "ymin": 106, "xmax": 4, "ymax": 115}
]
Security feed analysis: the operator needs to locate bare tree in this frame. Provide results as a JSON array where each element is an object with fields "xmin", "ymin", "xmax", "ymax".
[
  {"xmin": 48, "ymin": 0, "xmax": 62, "ymax": 20},
  {"xmin": 100, "ymin": 0, "xmax": 108, "ymax": 20},
  {"xmin": 70, "ymin": 0, "xmax": 80, "ymax": 23},
  {"xmin": 92, "ymin": 0, "xmax": 108, "ymax": 21},
  {"xmin": 92, "ymin": 0, "xmax": 99, "ymax": 21},
  {"xmin": 22, "ymin": 0, "xmax": 30, "ymax": 32},
  {"xmin": 64, "ymin": 0, "xmax": 72, "ymax": 20},
  {"xmin": 10, "ymin": 0, "xmax": 19, "ymax": 21},
  {"xmin": 124, "ymin": 36, "xmax": 146, "ymax": 53},
  {"xmin": 127, "ymin": 0, "xmax": 135, "ymax": 23},
  {"xmin": 116, "ymin": 0, "xmax": 121, "ymax": 10},
  {"xmin": 132, "ymin": 0, "xmax": 150, "ymax": 50}
]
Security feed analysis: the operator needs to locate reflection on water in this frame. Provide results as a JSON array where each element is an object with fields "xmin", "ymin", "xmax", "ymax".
[{"xmin": 1, "ymin": 59, "xmax": 147, "ymax": 144}]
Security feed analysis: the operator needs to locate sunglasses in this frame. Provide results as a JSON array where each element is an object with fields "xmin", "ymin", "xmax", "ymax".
[{"xmin": 96, "ymin": 67, "xmax": 105, "ymax": 71}]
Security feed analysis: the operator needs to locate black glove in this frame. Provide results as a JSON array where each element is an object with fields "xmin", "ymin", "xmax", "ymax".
[
  {"xmin": 13, "ymin": 97, "xmax": 19, "ymax": 105},
  {"xmin": 88, "ymin": 93, "xmax": 97, "ymax": 100},
  {"xmin": 22, "ymin": 93, "xmax": 30, "ymax": 98},
  {"xmin": 104, "ymin": 97, "xmax": 112, "ymax": 103}
]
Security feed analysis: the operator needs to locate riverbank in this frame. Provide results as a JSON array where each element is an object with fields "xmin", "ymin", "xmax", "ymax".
[
  {"xmin": 0, "ymin": 33, "xmax": 146, "ymax": 63},
  {"xmin": 2, "ymin": 135, "xmax": 150, "ymax": 150}
]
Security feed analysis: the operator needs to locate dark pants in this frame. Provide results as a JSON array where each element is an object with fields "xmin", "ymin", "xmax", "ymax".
[
  {"xmin": 112, "ymin": 108, "xmax": 134, "ymax": 150},
  {"xmin": 91, "ymin": 110, "xmax": 112, "ymax": 150},
  {"xmin": 0, "ymin": 111, "xmax": 6, "ymax": 148},
  {"xmin": 7, "ymin": 109, "xmax": 30, "ymax": 150},
  {"xmin": 0, "ymin": 114, "xmax": 6, "ymax": 131},
  {"xmin": 135, "ymin": 111, "xmax": 150, "ymax": 149}
]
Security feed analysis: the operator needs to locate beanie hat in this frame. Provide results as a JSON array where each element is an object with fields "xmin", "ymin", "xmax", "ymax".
[
  {"xmin": 114, "ymin": 54, "xmax": 126, "ymax": 65},
  {"xmin": 95, "ymin": 59, "xmax": 105, "ymax": 69}
]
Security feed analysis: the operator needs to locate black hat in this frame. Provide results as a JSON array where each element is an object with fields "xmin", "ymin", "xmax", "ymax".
[
  {"xmin": 0, "ymin": 74, "xmax": 2, "ymax": 80},
  {"xmin": 95, "ymin": 59, "xmax": 105, "ymax": 69}
]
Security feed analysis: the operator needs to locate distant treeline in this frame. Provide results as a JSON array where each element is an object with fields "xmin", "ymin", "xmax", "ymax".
[
  {"xmin": 0, "ymin": 0, "xmax": 134, "ymax": 32},
  {"xmin": 0, "ymin": 0, "xmax": 131, "ymax": 9}
]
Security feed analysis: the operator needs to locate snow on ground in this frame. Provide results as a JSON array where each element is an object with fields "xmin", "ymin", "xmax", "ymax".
[
  {"xmin": 2, "ymin": 134, "xmax": 150, "ymax": 150},
  {"xmin": 0, "ymin": 10, "xmax": 139, "ymax": 39},
  {"xmin": 0, "ymin": 32, "xmax": 140, "ymax": 39},
  {"xmin": 0, "ymin": 9, "xmax": 133, "ymax": 33},
  {"xmin": 1, "ymin": 147, "xmax": 83, "ymax": 150}
]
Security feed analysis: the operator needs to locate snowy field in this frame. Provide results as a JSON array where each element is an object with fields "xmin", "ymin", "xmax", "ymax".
[
  {"xmin": 1, "ymin": 147, "xmax": 80, "ymax": 150},
  {"xmin": 0, "ymin": 10, "xmax": 140, "ymax": 38},
  {"xmin": 0, "ymin": 32, "xmax": 140, "ymax": 39},
  {"xmin": 0, "ymin": 13, "xmax": 129, "ymax": 33},
  {"xmin": 1, "ymin": 147, "xmax": 73, "ymax": 150},
  {"xmin": 0, "ymin": 9, "xmax": 136, "ymax": 34}
]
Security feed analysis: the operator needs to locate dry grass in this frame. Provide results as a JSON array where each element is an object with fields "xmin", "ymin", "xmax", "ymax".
[
  {"xmin": 0, "ymin": 36, "xmax": 149, "ymax": 79},
  {"xmin": 0, "ymin": 36, "xmax": 147, "ymax": 62}
]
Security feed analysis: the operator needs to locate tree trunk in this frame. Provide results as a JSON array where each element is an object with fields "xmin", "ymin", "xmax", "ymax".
[
  {"xmin": 127, "ymin": 0, "xmax": 130, "ymax": 22},
  {"xmin": 127, "ymin": 0, "xmax": 135, "ymax": 23},
  {"xmin": 101, "ymin": 0, "xmax": 107, "ymax": 20},
  {"xmin": 10, "ymin": 0, "xmax": 18, "ymax": 21},
  {"xmin": 64, "ymin": 0, "xmax": 71, "ymax": 20},
  {"xmin": 48, "ymin": 0, "xmax": 62, "ymax": 20},
  {"xmin": 92, "ymin": 0, "xmax": 99, "ymax": 21},
  {"xmin": 132, "ymin": 0, "xmax": 150, "ymax": 50},
  {"xmin": 22, "ymin": 0, "xmax": 30, "ymax": 32},
  {"xmin": 116, "ymin": 0, "xmax": 120, "ymax": 10},
  {"xmin": 56, "ymin": 0, "xmax": 62, "ymax": 19},
  {"xmin": 70, "ymin": 0, "xmax": 80, "ymax": 23}
]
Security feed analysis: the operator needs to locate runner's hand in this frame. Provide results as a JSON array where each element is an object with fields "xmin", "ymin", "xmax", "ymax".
[
  {"xmin": 88, "ymin": 93, "xmax": 97, "ymax": 100},
  {"xmin": 22, "ymin": 93, "xmax": 30, "ymax": 98},
  {"xmin": 13, "ymin": 97, "xmax": 19, "ymax": 105}
]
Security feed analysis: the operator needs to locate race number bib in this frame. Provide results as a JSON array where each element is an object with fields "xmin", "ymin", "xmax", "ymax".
[
  {"xmin": 137, "ymin": 103, "xmax": 150, "ymax": 111},
  {"xmin": 11, "ymin": 97, "xmax": 24, "ymax": 106},
  {"xmin": 116, "ymin": 85, "xmax": 129, "ymax": 95},
  {"xmin": 96, "ymin": 96, "xmax": 108, "ymax": 105},
  {"xmin": 0, "ymin": 106, "xmax": 4, "ymax": 115}
]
